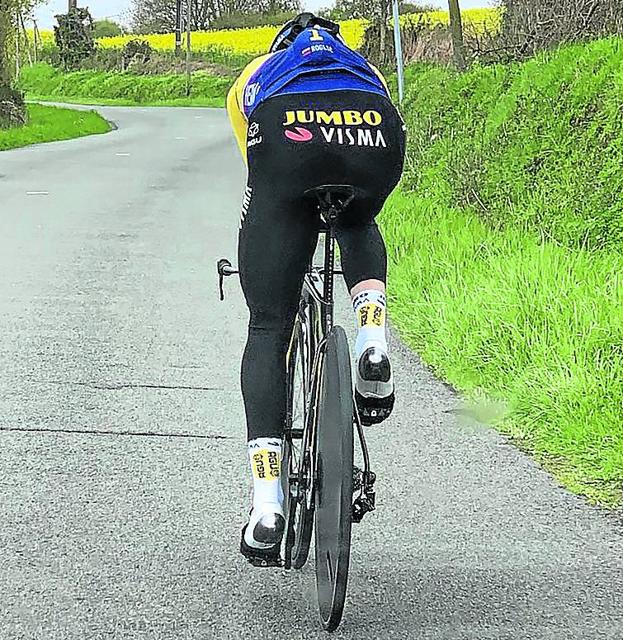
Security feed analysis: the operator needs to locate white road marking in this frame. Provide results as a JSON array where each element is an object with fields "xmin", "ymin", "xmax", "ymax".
[
  {"xmin": 26, "ymin": 191, "xmax": 49, "ymax": 195},
  {"xmin": 116, "ymin": 153, "xmax": 131, "ymax": 157}
]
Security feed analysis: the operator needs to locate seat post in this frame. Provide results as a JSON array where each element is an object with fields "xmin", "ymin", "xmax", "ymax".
[
  {"xmin": 302, "ymin": 185, "xmax": 355, "ymax": 337},
  {"xmin": 322, "ymin": 219, "xmax": 336, "ymax": 336}
]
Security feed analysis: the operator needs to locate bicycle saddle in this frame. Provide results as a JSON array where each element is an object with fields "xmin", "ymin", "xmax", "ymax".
[{"xmin": 304, "ymin": 184, "xmax": 355, "ymax": 221}]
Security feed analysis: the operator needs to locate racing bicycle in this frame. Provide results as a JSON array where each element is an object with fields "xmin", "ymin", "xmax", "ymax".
[{"xmin": 218, "ymin": 184, "xmax": 377, "ymax": 632}]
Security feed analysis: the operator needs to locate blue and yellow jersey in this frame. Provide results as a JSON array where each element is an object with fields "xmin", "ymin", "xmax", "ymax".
[{"xmin": 227, "ymin": 27, "xmax": 389, "ymax": 162}]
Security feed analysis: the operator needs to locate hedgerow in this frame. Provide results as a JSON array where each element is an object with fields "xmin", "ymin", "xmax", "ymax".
[
  {"xmin": 19, "ymin": 63, "xmax": 231, "ymax": 106},
  {"xmin": 382, "ymin": 37, "xmax": 623, "ymax": 506}
]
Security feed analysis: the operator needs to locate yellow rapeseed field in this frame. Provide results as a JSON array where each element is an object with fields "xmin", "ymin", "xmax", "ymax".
[
  {"xmin": 95, "ymin": 9, "xmax": 498, "ymax": 55},
  {"xmin": 35, "ymin": 9, "xmax": 498, "ymax": 56},
  {"xmin": 26, "ymin": 29, "xmax": 55, "ymax": 46},
  {"xmin": 401, "ymin": 8, "xmax": 499, "ymax": 31},
  {"xmin": 96, "ymin": 19, "xmax": 364, "ymax": 54}
]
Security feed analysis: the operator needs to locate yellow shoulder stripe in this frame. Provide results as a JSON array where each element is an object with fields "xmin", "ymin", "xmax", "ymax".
[{"xmin": 226, "ymin": 53, "xmax": 275, "ymax": 164}]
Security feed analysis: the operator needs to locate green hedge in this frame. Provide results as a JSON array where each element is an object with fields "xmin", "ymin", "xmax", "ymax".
[
  {"xmin": 18, "ymin": 63, "xmax": 231, "ymax": 107},
  {"xmin": 401, "ymin": 37, "xmax": 623, "ymax": 252},
  {"xmin": 38, "ymin": 43, "xmax": 254, "ymax": 74}
]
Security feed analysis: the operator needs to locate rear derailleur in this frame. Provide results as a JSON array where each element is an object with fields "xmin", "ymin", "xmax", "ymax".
[{"xmin": 352, "ymin": 466, "xmax": 376, "ymax": 523}]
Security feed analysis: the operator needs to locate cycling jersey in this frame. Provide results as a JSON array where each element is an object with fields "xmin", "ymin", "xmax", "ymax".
[{"xmin": 227, "ymin": 26, "xmax": 389, "ymax": 162}]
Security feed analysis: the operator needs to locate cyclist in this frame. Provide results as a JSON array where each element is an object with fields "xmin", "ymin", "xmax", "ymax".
[{"xmin": 226, "ymin": 13, "xmax": 406, "ymax": 565}]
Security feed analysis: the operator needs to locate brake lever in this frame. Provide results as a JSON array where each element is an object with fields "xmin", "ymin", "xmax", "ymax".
[{"xmin": 217, "ymin": 258, "xmax": 239, "ymax": 301}]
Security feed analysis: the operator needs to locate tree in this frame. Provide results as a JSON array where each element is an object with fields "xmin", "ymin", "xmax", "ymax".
[
  {"xmin": 322, "ymin": 0, "xmax": 392, "ymax": 60},
  {"xmin": 131, "ymin": 0, "xmax": 179, "ymax": 33},
  {"xmin": 447, "ymin": 0, "xmax": 466, "ymax": 69},
  {"xmin": 322, "ymin": 0, "xmax": 384, "ymax": 20},
  {"xmin": 93, "ymin": 19, "xmax": 124, "ymax": 39},
  {"xmin": 323, "ymin": 0, "xmax": 435, "ymax": 20},
  {"xmin": 1, "ymin": 0, "xmax": 43, "ymax": 84},
  {"xmin": 0, "ymin": 7, "xmax": 14, "ymax": 86},
  {"xmin": 130, "ymin": 0, "xmax": 300, "ymax": 34},
  {"xmin": 1, "ymin": 0, "xmax": 29, "ymax": 84},
  {"xmin": 496, "ymin": 0, "xmax": 623, "ymax": 58},
  {"xmin": 1, "ymin": 0, "xmax": 42, "ymax": 127},
  {"xmin": 400, "ymin": 2, "xmax": 437, "ymax": 14},
  {"xmin": 54, "ymin": 7, "xmax": 95, "ymax": 70}
]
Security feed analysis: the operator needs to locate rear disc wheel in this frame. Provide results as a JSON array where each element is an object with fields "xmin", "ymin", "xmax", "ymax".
[{"xmin": 314, "ymin": 326, "xmax": 354, "ymax": 632}]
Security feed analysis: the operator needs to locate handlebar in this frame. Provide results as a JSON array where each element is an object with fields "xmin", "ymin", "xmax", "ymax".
[{"xmin": 217, "ymin": 258, "xmax": 239, "ymax": 301}]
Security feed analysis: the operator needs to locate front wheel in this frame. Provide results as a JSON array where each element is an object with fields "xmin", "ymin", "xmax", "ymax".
[
  {"xmin": 283, "ymin": 318, "xmax": 315, "ymax": 570},
  {"xmin": 314, "ymin": 326, "xmax": 354, "ymax": 632}
]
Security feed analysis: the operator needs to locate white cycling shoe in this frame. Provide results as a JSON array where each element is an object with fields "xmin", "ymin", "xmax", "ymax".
[
  {"xmin": 240, "ymin": 503, "xmax": 285, "ymax": 567},
  {"xmin": 355, "ymin": 344, "xmax": 395, "ymax": 425}
]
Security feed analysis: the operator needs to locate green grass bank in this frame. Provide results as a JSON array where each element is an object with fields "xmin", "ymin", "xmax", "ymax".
[
  {"xmin": 18, "ymin": 64, "xmax": 231, "ymax": 107},
  {"xmin": 382, "ymin": 37, "xmax": 623, "ymax": 507},
  {"xmin": 0, "ymin": 103, "xmax": 111, "ymax": 151},
  {"xmin": 400, "ymin": 37, "xmax": 623, "ymax": 252}
]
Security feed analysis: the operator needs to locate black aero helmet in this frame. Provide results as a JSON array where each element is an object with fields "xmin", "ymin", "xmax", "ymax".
[{"xmin": 269, "ymin": 12, "xmax": 341, "ymax": 53}]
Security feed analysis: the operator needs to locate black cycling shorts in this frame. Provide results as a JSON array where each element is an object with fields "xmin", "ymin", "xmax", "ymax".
[
  {"xmin": 244, "ymin": 89, "xmax": 406, "ymax": 220},
  {"xmin": 237, "ymin": 89, "xmax": 406, "ymax": 441}
]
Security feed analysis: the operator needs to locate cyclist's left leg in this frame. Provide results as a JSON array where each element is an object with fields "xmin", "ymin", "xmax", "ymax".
[{"xmin": 237, "ymin": 178, "xmax": 319, "ymax": 559}]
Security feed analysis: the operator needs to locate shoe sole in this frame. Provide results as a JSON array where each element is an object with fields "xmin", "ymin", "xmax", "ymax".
[
  {"xmin": 355, "ymin": 389, "xmax": 395, "ymax": 426},
  {"xmin": 356, "ymin": 375, "xmax": 393, "ymax": 399}
]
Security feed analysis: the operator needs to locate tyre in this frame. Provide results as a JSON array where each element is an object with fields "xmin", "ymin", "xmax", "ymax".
[
  {"xmin": 314, "ymin": 325, "xmax": 354, "ymax": 632},
  {"xmin": 283, "ymin": 315, "xmax": 315, "ymax": 570}
]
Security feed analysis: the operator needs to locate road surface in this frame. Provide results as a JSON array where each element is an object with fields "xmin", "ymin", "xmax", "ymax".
[{"xmin": 1, "ymin": 106, "xmax": 622, "ymax": 639}]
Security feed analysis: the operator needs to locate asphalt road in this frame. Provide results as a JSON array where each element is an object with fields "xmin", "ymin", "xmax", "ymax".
[{"xmin": 1, "ymin": 106, "xmax": 622, "ymax": 640}]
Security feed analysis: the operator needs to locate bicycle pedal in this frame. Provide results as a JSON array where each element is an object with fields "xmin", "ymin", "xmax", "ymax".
[
  {"xmin": 355, "ymin": 389, "xmax": 395, "ymax": 426},
  {"xmin": 246, "ymin": 555, "xmax": 284, "ymax": 568},
  {"xmin": 240, "ymin": 526, "xmax": 283, "ymax": 568}
]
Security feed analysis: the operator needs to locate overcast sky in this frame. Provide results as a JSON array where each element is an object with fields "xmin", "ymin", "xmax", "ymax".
[{"xmin": 35, "ymin": 0, "xmax": 492, "ymax": 30}]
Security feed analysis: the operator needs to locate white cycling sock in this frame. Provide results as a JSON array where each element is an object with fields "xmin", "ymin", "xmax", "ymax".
[
  {"xmin": 248, "ymin": 437, "xmax": 284, "ymax": 509},
  {"xmin": 352, "ymin": 289, "xmax": 388, "ymax": 358}
]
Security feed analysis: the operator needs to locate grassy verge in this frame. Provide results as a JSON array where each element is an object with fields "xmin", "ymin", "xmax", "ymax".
[
  {"xmin": 381, "ymin": 192, "xmax": 622, "ymax": 506},
  {"xmin": 0, "ymin": 103, "xmax": 111, "ymax": 151},
  {"xmin": 400, "ymin": 37, "xmax": 623, "ymax": 253},
  {"xmin": 382, "ymin": 38, "xmax": 623, "ymax": 507},
  {"xmin": 19, "ymin": 64, "xmax": 231, "ymax": 107}
]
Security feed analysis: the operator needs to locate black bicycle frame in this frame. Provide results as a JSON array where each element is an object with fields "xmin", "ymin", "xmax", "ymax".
[
  {"xmin": 320, "ymin": 223, "xmax": 337, "ymax": 335},
  {"xmin": 301, "ymin": 224, "xmax": 339, "ymax": 339},
  {"xmin": 295, "ymin": 219, "xmax": 376, "ymax": 524}
]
